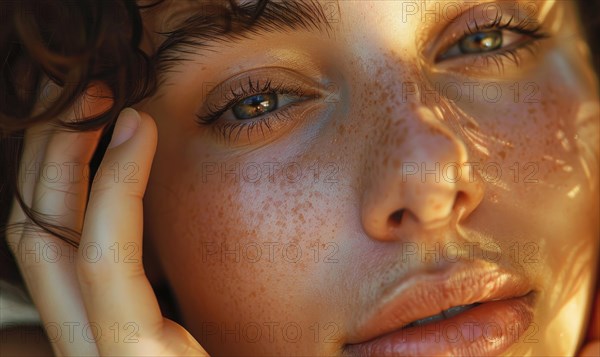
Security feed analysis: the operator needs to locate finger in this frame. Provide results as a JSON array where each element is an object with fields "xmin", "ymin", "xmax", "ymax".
[
  {"xmin": 8, "ymin": 82, "xmax": 112, "ymax": 356},
  {"xmin": 18, "ymin": 84, "xmax": 113, "ymax": 356},
  {"xmin": 32, "ymin": 83, "xmax": 112, "ymax": 241},
  {"xmin": 5, "ymin": 79, "xmax": 60, "ymax": 250},
  {"xmin": 5, "ymin": 81, "xmax": 65, "ymax": 355},
  {"xmin": 6, "ymin": 81, "xmax": 109, "ymax": 248},
  {"xmin": 77, "ymin": 108, "xmax": 164, "ymax": 355}
]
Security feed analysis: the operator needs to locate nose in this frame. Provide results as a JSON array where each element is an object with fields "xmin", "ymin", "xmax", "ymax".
[{"xmin": 361, "ymin": 106, "xmax": 484, "ymax": 241}]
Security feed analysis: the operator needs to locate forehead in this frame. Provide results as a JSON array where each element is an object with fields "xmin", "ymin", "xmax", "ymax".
[
  {"xmin": 142, "ymin": 0, "xmax": 556, "ymax": 45},
  {"xmin": 141, "ymin": 0, "xmax": 555, "ymax": 44},
  {"xmin": 147, "ymin": 1, "xmax": 551, "ymax": 21}
]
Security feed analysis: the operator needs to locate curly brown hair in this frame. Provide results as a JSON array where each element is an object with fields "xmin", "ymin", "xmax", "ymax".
[{"xmin": 0, "ymin": 0, "xmax": 272, "ymax": 286}]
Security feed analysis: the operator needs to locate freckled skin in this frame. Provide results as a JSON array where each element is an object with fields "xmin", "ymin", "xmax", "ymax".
[{"xmin": 136, "ymin": 1, "xmax": 598, "ymax": 356}]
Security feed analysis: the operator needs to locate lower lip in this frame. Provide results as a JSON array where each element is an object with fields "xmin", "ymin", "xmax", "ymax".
[{"xmin": 346, "ymin": 294, "xmax": 535, "ymax": 356}]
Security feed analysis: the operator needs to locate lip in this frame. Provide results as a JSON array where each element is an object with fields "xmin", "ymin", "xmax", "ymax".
[{"xmin": 345, "ymin": 260, "xmax": 536, "ymax": 356}]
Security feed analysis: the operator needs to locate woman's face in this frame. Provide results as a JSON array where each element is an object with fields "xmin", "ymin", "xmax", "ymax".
[{"xmin": 136, "ymin": 1, "xmax": 599, "ymax": 355}]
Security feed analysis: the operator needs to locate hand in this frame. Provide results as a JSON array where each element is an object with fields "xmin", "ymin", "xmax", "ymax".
[{"xmin": 6, "ymin": 83, "xmax": 208, "ymax": 356}]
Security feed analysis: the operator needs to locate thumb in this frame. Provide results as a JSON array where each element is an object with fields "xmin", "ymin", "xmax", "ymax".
[{"xmin": 76, "ymin": 107, "xmax": 162, "ymax": 355}]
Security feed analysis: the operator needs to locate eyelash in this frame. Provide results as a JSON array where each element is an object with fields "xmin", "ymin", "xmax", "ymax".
[
  {"xmin": 195, "ymin": 79, "xmax": 313, "ymax": 143},
  {"xmin": 439, "ymin": 13, "xmax": 549, "ymax": 67}
]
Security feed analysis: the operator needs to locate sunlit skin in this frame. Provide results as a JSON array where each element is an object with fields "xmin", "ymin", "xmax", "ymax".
[
  {"xmin": 4, "ymin": 0, "xmax": 598, "ymax": 356},
  {"xmin": 134, "ymin": 0, "xmax": 599, "ymax": 356}
]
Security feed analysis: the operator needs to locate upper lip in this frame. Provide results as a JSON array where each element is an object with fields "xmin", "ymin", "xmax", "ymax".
[{"xmin": 346, "ymin": 259, "xmax": 534, "ymax": 344}]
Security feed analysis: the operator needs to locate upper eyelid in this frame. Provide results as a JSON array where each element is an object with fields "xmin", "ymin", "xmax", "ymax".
[
  {"xmin": 437, "ymin": 22, "xmax": 547, "ymax": 61},
  {"xmin": 195, "ymin": 67, "xmax": 325, "ymax": 124},
  {"xmin": 422, "ymin": 1, "xmax": 546, "ymax": 63},
  {"xmin": 201, "ymin": 67, "xmax": 323, "ymax": 99}
]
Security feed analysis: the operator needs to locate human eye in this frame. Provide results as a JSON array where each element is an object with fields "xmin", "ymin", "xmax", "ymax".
[
  {"xmin": 433, "ymin": 5, "xmax": 550, "ymax": 72},
  {"xmin": 195, "ymin": 67, "xmax": 323, "ymax": 145}
]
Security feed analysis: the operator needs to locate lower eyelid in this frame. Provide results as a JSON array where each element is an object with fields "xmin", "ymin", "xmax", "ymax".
[
  {"xmin": 213, "ymin": 103, "xmax": 307, "ymax": 145},
  {"xmin": 434, "ymin": 42, "xmax": 543, "ymax": 76},
  {"xmin": 220, "ymin": 93, "xmax": 312, "ymax": 122}
]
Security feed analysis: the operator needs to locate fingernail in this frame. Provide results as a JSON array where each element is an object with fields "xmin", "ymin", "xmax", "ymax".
[{"xmin": 108, "ymin": 108, "xmax": 140, "ymax": 148}]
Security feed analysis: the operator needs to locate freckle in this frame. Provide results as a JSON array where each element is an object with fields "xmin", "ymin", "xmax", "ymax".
[
  {"xmin": 337, "ymin": 124, "xmax": 345, "ymax": 135},
  {"xmin": 498, "ymin": 151, "xmax": 506, "ymax": 159},
  {"xmin": 393, "ymin": 159, "xmax": 400, "ymax": 169}
]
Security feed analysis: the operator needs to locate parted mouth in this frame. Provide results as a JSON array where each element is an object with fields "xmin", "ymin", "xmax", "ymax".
[
  {"xmin": 401, "ymin": 302, "xmax": 482, "ymax": 329},
  {"xmin": 346, "ymin": 259, "xmax": 535, "ymax": 345}
]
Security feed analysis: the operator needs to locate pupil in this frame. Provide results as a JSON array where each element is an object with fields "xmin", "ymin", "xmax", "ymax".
[
  {"xmin": 460, "ymin": 31, "xmax": 502, "ymax": 54},
  {"xmin": 232, "ymin": 93, "xmax": 278, "ymax": 120}
]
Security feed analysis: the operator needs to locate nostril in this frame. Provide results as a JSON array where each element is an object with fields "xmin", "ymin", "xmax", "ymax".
[
  {"xmin": 388, "ymin": 209, "xmax": 405, "ymax": 225},
  {"xmin": 453, "ymin": 191, "xmax": 470, "ymax": 218},
  {"xmin": 453, "ymin": 191, "xmax": 467, "ymax": 208}
]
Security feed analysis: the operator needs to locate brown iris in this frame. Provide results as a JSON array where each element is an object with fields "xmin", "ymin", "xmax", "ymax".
[
  {"xmin": 459, "ymin": 30, "xmax": 503, "ymax": 54},
  {"xmin": 232, "ymin": 93, "xmax": 278, "ymax": 120}
]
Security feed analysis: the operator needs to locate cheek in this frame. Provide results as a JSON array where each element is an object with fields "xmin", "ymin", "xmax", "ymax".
[
  {"xmin": 144, "ymin": 145, "xmax": 350, "ymax": 351},
  {"xmin": 482, "ymin": 82, "xmax": 583, "ymax": 189},
  {"xmin": 461, "ymin": 78, "xmax": 598, "ymax": 253},
  {"xmin": 450, "ymin": 75, "xmax": 599, "ymax": 353},
  {"xmin": 432, "ymin": 71, "xmax": 598, "ymax": 355}
]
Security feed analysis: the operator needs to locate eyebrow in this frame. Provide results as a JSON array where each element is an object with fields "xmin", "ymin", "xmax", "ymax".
[{"xmin": 154, "ymin": 0, "xmax": 335, "ymax": 72}]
